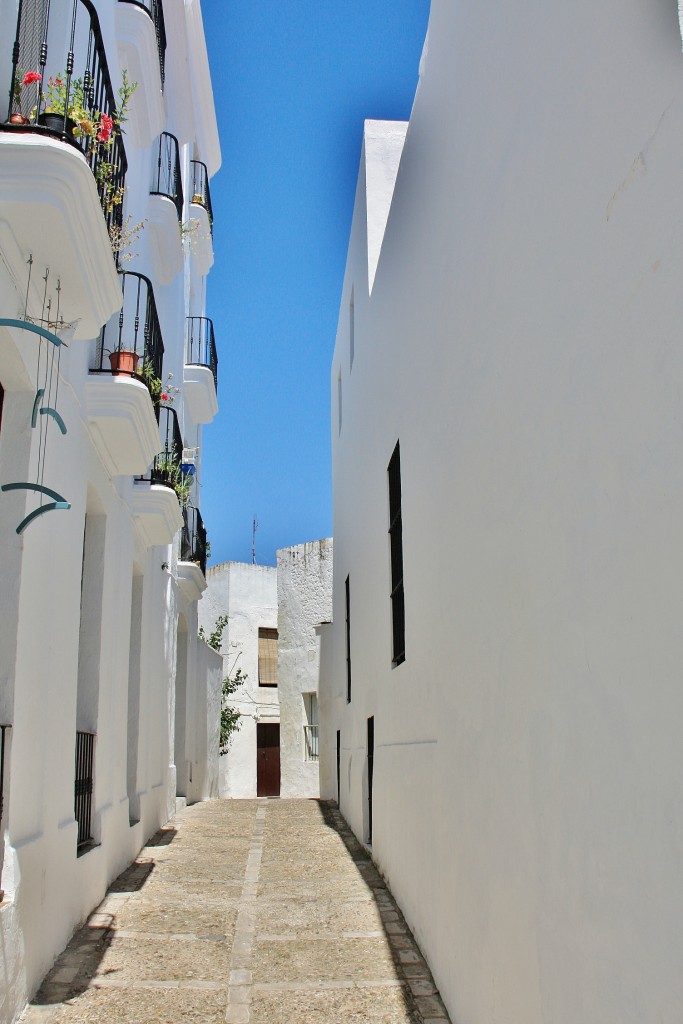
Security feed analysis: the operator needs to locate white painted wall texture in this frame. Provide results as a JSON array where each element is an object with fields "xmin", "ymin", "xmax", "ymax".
[
  {"xmin": 201, "ymin": 562, "xmax": 278, "ymax": 798},
  {"xmin": 0, "ymin": 2, "xmax": 221, "ymax": 1021},
  {"xmin": 277, "ymin": 540, "xmax": 333, "ymax": 799},
  {"xmin": 324, "ymin": 3, "xmax": 683, "ymax": 1022}
]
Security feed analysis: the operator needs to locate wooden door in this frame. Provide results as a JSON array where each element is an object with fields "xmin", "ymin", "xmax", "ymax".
[{"xmin": 257, "ymin": 723, "xmax": 280, "ymax": 797}]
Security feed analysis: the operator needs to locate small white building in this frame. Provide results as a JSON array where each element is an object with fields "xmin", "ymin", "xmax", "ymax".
[
  {"xmin": 278, "ymin": 539, "xmax": 333, "ymax": 798},
  {"xmin": 322, "ymin": 3, "xmax": 683, "ymax": 1023},
  {"xmin": 0, "ymin": 1, "xmax": 222, "ymax": 1020},
  {"xmin": 202, "ymin": 540, "xmax": 332, "ymax": 799}
]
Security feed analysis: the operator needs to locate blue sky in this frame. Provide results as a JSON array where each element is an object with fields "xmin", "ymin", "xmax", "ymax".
[{"xmin": 200, "ymin": 0, "xmax": 431, "ymax": 567}]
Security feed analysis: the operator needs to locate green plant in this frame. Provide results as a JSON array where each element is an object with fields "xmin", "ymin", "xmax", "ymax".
[
  {"xmin": 220, "ymin": 668, "xmax": 247, "ymax": 755},
  {"xmin": 198, "ymin": 614, "xmax": 228, "ymax": 652},
  {"xmin": 140, "ymin": 362, "xmax": 181, "ymax": 407}
]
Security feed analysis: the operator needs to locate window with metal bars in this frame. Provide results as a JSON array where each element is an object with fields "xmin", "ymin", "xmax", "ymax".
[
  {"xmin": 75, "ymin": 730, "xmax": 95, "ymax": 850},
  {"xmin": 388, "ymin": 441, "xmax": 405, "ymax": 665},
  {"xmin": 258, "ymin": 627, "xmax": 278, "ymax": 686},
  {"xmin": 0, "ymin": 381, "xmax": 4, "ymax": 434}
]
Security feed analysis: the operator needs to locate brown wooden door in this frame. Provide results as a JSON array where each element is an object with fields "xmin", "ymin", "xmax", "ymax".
[{"xmin": 257, "ymin": 723, "xmax": 280, "ymax": 797}]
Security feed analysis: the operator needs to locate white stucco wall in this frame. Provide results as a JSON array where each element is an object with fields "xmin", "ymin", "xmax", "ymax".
[
  {"xmin": 277, "ymin": 539, "xmax": 333, "ymax": 799},
  {"xmin": 0, "ymin": 2, "xmax": 221, "ymax": 1020},
  {"xmin": 326, "ymin": 4, "xmax": 683, "ymax": 1023},
  {"xmin": 201, "ymin": 562, "xmax": 278, "ymax": 798}
]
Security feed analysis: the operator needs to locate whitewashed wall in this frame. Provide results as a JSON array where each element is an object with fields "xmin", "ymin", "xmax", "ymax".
[
  {"xmin": 0, "ymin": 1, "xmax": 220, "ymax": 1021},
  {"xmin": 277, "ymin": 540, "xmax": 333, "ymax": 798},
  {"xmin": 325, "ymin": 3, "xmax": 683, "ymax": 1022},
  {"xmin": 201, "ymin": 562, "xmax": 278, "ymax": 798}
]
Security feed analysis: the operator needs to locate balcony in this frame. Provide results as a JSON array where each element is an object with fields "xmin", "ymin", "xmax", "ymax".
[
  {"xmin": 177, "ymin": 506, "xmax": 208, "ymax": 600},
  {"xmin": 86, "ymin": 273, "xmax": 163, "ymax": 476},
  {"xmin": 115, "ymin": 0, "xmax": 165, "ymax": 147},
  {"xmin": 131, "ymin": 406, "xmax": 184, "ymax": 547},
  {"xmin": 0, "ymin": 0, "xmax": 126, "ymax": 338},
  {"xmin": 183, "ymin": 317, "xmax": 218, "ymax": 424},
  {"xmin": 188, "ymin": 159, "xmax": 214, "ymax": 275},
  {"xmin": 149, "ymin": 132, "xmax": 183, "ymax": 283}
]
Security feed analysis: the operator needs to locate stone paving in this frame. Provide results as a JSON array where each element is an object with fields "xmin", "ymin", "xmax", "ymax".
[{"xmin": 20, "ymin": 799, "xmax": 451, "ymax": 1024}]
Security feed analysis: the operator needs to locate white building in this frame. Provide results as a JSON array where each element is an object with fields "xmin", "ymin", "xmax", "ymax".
[
  {"xmin": 278, "ymin": 539, "xmax": 332, "ymax": 798},
  {"xmin": 0, "ymin": 1, "xmax": 221, "ymax": 1020},
  {"xmin": 201, "ymin": 561, "xmax": 280, "ymax": 798},
  {"xmin": 322, "ymin": 4, "xmax": 683, "ymax": 1023},
  {"xmin": 202, "ymin": 541, "xmax": 332, "ymax": 799}
]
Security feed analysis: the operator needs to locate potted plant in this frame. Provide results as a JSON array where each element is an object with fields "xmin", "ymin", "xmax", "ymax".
[
  {"xmin": 8, "ymin": 69, "xmax": 41, "ymax": 124},
  {"xmin": 108, "ymin": 348, "xmax": 139, "ymax": 374},
  {"xmin": 140, "ymin": 362, "xmax": 180, "ymax": 407}
]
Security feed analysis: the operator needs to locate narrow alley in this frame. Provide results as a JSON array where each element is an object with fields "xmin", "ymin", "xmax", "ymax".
[{"xmin": 20, "ymin": 800, "xmax": 451, "ymax": 1024}]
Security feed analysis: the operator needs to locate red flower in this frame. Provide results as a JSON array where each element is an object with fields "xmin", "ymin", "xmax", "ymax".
[
  {"xmin": 22, "ymin": 71, "xmax": 41, "ymax": 86},
  {"xmin": 161, "ymin": 393, "xmax": 169, "ymax": 402},
  {"xmin": 97, "ymin": 113, "xmax": 114, "ymax": 143}
]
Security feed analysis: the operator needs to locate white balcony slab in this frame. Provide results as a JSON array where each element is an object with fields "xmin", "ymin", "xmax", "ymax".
[
  {"xmin": 86, "ymin": 374, "xmax": 160, "ymax": 476},
  {"xmin": 131, "ymin": 482, "xmax": 183, "ymax": 547},
  {"xmin": 183, "ymin": 363, "xmax": 217, "ymax": 424},
  {"xmin": 116, "ymin": 1, "xmax": 165, "ymax": 148},
  {"xmin": 176, "ymin": 560, "xmax": 207, "ymax": 601},
  {"xmin": 188, "ymin": 202, "xmax": 214, "ymax": 276},
  {"xmin": 148, "ymin": 194, "xmax": 183, "ymax": 284},
  {"xmin": 0, "ymin": 134, "xmax": 121, "ymax": 340}
]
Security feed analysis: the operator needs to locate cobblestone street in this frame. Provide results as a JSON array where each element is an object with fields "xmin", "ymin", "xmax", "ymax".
[{"xmin": 21, "ymin": 800, "xmax": 450, "ymax": 1024}]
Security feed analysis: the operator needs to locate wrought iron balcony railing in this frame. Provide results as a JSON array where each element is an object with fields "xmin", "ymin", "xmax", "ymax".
[
  {"xmin": 190, "ymin": 159, "xmax": 213, "ymax": 235},
  {"xmin": 4, "ymin": 0, "xmax": 128, "ymax": 242},
  {"xmin": 151, "ymin": 405, "xmax": 184, "ymax": 491},
  {"xmin": 181, "ymin": 505, "xmax": 207, "ymax": 576},
  {"xmin": 118, "ymin": 0, "xmax": 167, "ymax": 87},
  {"xmin": 151, "ymin": 131, "xmax": 182, "ymax": 219},
  {"xmin": 186, "ymin": 317, "xmax": 218, "ymax": 391},
  {"xmin": 94, "ymin": 272, "xmax": 164, "ymax": 395}
]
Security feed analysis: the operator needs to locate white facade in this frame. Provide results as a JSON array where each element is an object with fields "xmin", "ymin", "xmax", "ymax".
[
  {"xmin": 323, "ymin": 4, "xmax": 683, "ymax": 1023},
  {"xmin": 201, "ymin": 561, "xmax": 279, "ymax": 798},
  {"xmin": 278, "ymin": 539, "xmax": 332, "ymax": 799},
  {"xmin": 0, "ymin": 1, "xmax": 221, "ymax": 1021}
]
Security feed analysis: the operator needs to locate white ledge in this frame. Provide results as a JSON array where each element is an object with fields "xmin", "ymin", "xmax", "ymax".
[
  {"xmin": 148, "ymin": 194, "xmax": 183, "ymax": 285},
  {"xmin": 131, "ymin": 482, "xmax": 183, "ymax": 547},
  {"xmin": 176, "ymin": 560, "xmax": 207, "ymax": 601},
  {"xmin": 0, "ymin": 134, "xmax": 122, "ymax": 339},
  {"xmin": 116, "ymin": 2, "xmax": 165, "ymax": 149},
  {"xmin": 86, "ymin": 374, "xmax": 160, "ymax": 476},
  {"xmin": 183, "ymin": 363, "xmax": 217, "ymax": 424}
]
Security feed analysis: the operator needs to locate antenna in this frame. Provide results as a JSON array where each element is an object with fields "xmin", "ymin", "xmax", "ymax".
[{"xmin": 252, "ymin": 515, "xmax": 258, "ymax": 564}]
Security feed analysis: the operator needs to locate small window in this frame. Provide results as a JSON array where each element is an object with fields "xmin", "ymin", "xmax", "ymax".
[
  {"xmin": 388, "ymin": 441, "xmax": 405, "ymax": 665},
  {"xmin": 338, "ymin": 371, "xmax": 342, "ymax": 434},
  {"xmin": 345, "ymin": 575, "xmax": 351, "ymax": 703},
  {"xmin": 258, "ymin": 627, "xmax": 278, "ymax": 686},
  {"xmin": 0, "ymin": 381, "xmax": 4, "ymax": 434},
  {"xmin": 349, "ymin": 287, "xmax": 355, "ymax": 368}
]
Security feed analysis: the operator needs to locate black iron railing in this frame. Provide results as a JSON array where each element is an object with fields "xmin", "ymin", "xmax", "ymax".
[
  {"xmin": 118, "ymin": 0, "xmax": 166, "ymax": 87},
  {"xmin": 151, "ymin": 406, "xmax": 183, "ymax": 489},
  {"xmin": 181, "ymin": 505, "xmax": 207, "ymax": 576},
  {"xmin": 190, "ymin": 160, "xmax": 213, "ymax": 235},
  {"xmin": 75, "ymin": 730, "xmax": 94, "ymax": 849},
  {"xmin": 4, "ymin": 0, "xmax": 128, "ymax": 241},
  {"xmin": 94, "ymin": 273, "xmax": 164, "ymax": 395},
  {"xmin": 186, "ymin": 317, "xmax": 218, "ymax": 391},
  {"xmin": 151, "ymin": 131, "xmax": 182, "ymax": 219}
]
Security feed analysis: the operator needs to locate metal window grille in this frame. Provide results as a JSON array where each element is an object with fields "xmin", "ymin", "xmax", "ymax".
[
  {"xmin": 0, "ymin": 382, "xmax": 4, "ymax": 434},
  {"xmin": 189, "ymin": 159, "xmax": 213, "ymax": 234},
  {"xmin": 258, "ymin": 628, "xmax": 278, "ymax": 686},
  {"xmin": 303, "ymin": 725, "xmax": 319, "ymax": 762},
  {"xmin": 5, "ymin": 0, "xmax": 128, "ymax": 242},
  {"xmin": 150, "ymin": 131, "xmax": 183, "ymax": 219},
  {"xmin": 186, "ymin": 317, "xmax": 218, "ymax": 391},
  {"xmin": 74, "ymin": 730, "xmax": 95, "ymax": 848},
  {"xmin": 388, "ymin": 442, "xmax": 405, "ymax": 665},
  {"xmin": 0, "ymin": 725, "xmax": 10, "ymax": 828}
]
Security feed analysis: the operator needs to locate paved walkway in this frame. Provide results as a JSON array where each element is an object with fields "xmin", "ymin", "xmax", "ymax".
[{"xmin": 21, "ymin": 800, "xmax": 451, "ymax": 1024}]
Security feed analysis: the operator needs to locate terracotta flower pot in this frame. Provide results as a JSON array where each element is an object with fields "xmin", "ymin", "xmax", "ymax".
[
  {"xmin": 9, "ymin": 113, "xmax": 30, "ymax": 125},
  {"xmin": 109, "ymin": 350, "xmax": 139, "ymax": 374}
]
